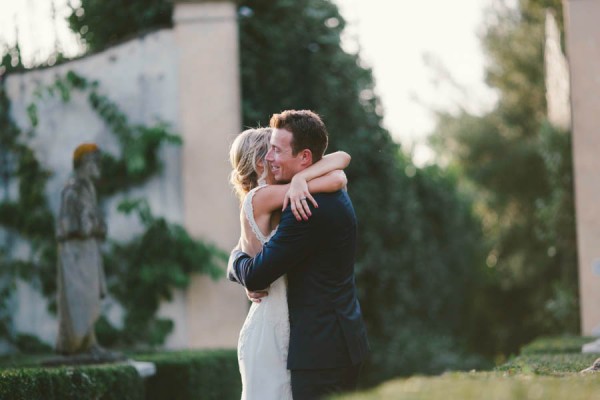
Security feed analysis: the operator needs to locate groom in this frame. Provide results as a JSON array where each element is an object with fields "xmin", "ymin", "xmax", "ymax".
[{"xmin": 228, "ymin": 110, "xmax": 369, "ymax": 399}]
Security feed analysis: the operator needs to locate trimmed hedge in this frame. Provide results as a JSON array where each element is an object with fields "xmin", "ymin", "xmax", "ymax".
[
  {"xmin": 497, "ymin": 353, "xmax": 598, "ymax": 376},
  {"xmin": 137, "ymin": 349, "xmax": 241, "ymax": 400},
  {"xmin": 518, "ymin": 335, "xmax": 594, "ymax": 355},
  {"xmin": 0, "ymin": 363, "xmax": 143, "ymax": 400},
  {"xmin": 0, "ymin": 349, "xmax": 240, "ymax": 400}
]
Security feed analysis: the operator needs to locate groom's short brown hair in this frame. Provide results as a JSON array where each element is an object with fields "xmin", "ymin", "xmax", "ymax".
[{"xmin": 269, "ymin": 110, "xmax": 328, "ymax": 162}]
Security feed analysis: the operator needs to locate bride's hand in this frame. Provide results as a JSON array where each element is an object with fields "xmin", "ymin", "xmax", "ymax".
[
  {"xmin": 283, "ymin": 176, "xmax": 318, "ymax": 221},
  {"xmin": 246, "ymin": 288, "xmax": 268, "ymax": 303}
]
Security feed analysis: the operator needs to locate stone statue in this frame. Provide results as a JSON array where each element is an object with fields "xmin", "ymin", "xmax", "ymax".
[
  {"xmin": 580, "ymin": 357, "xmax": 600, "ymax": 374},
  {"xmin": 55, "ymin": 143, "xmax": 108, "ymax": 356}
]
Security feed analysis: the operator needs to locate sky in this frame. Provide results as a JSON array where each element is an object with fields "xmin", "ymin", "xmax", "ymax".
[
  {"xmin": 334, "ymin": 0, "xmax": 497, "ymax": 163},
  {"xmin": 0, "ymin": 0, "xmax": 497, "ymax": 165},
  {"xmin": 0, "ymin": 0, "xmax": 81, "ymax": 66}
]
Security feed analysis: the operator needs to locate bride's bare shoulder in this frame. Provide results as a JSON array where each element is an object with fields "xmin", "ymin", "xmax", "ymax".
[{"xmin": 251, "ymin": 184, "xmax": 289, "ymax": 215}]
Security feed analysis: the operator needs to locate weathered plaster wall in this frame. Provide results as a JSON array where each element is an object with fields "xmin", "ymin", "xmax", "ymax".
[
  {"xmin": 564, "ymin": 0, "xmax": 600, "ymax": 334},
  {"xmin": 5, "ymin": 28, "xmax": 187, "ymax": 347},
  {"xmin": 4, "ymin": 0, "xmax": 246, "ymax": 349}
]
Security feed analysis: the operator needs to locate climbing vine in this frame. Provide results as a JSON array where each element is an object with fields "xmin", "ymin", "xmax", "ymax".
[
  {"xmin": 29, "ymin": 71, "xmax": 184, "ymax": 197},
  {"xmin": 0, "ymin": 59, "xmax": 224, "ymax": 350},
  {"xmin": 104, "ymin": 199, "xmax": 224, "ymax": 346},
  {"xmin": 0, "ymin": 50, "xmax": 55, "ymax": 345}
]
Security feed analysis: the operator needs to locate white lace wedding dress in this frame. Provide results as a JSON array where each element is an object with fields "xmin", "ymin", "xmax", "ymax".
[{"xmin": 237, "ymin": 185, "xmax": 292, "ymax": 400}]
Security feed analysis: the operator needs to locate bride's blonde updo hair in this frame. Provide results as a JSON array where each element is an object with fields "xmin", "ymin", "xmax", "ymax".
[{"xmin": 229, "ymin": 127, "xmax": 272, "ymax": 202}]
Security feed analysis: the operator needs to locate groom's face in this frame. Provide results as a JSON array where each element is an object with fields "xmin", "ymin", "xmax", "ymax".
[{"xmin": 266, "ymin": 128, "xmax": 305, "ymax": 183}]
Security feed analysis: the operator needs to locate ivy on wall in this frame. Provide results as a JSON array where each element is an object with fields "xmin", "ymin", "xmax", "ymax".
[
  {"xmin": 105, "ymin": 199, "xmax": 224, "ymax": 346},
  {"xmin": 29, "ymin": 71, "xmax": 183, "ymax": 197},
  {"xmin": 0, "ymin": 61, "xmax": 224, "ymax": 350},
  {"xmin": 0, "ymin": 53, "xmax": 55, "ymax": 344}
]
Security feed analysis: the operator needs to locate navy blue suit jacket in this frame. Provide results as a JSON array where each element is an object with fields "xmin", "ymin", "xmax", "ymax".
[{"xmin": 228, "ymin": 190, "xmax": 369, "ymax": 370}]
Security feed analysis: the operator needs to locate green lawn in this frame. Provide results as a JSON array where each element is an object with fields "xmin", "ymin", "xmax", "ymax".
[
  {"xmin": 334, "ymin": 336, "xmax": 600, "ymax": 400},
  {"xmin": 335, "ymin": 372, "xmax": 600, "ymax": 400}
]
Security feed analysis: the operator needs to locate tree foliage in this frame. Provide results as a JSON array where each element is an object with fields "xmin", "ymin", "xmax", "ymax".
[
  {"xmin": 238, "ymin": 0, "xmax": 489, "ymax": 382},
  {"xmin": 67, "ymin": 0, "xmax": 173, "ymax": 53},
  {"xmin": 103, "ymin": 199, "xmax": 224, "ymax": 347},
  {"xmin": 430, "ymin": 0, "xmax": 577, "ymax": 355}
]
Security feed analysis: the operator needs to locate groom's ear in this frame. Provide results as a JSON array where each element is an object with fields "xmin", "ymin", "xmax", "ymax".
[{"xmin": 298, "ymin": 149, "xmax": 313, "ymax": 166}]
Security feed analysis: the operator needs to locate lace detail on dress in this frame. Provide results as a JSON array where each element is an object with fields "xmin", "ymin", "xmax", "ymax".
[{"xmin": 243, "ymin": 185, "xmax": 277, "ymax": 245}]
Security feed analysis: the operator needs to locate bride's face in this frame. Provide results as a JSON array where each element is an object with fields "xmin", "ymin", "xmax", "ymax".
[
  {"xmin": 256, "ymin": 158, "xmax": 275, "ymax": 185},
  {"xmin": 264, "ymin": 160, "xmax": 275, "ymax": 184}
]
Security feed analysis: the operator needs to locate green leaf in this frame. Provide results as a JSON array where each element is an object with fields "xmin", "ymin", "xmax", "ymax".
[{"xmin": 26, "ymin": 104, "xmax": 38, "ymax": 127}]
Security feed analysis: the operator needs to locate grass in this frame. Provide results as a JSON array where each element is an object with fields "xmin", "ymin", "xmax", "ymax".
[
  {"xmin": 334, "ymin": 372, "xmax": 600, "ymax": 400},
  {"xmin": 333, "ymin": 336, "xmax": 600, "ymax": 400}
]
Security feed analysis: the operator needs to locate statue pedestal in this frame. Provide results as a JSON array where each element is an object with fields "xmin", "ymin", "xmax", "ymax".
[
  {"xmin": 41, "ymin": 353, "xmax": 156, "ymax": 378},
  {"xmin": 127, "ymin": 360, "xmax": 156, "ymax": 378},
  {"xmin": 582, "ymin": 338, "xmax": 600, "ymax": 353}
]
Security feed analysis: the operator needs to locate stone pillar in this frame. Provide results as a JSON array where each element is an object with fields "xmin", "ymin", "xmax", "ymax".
[
  {"xmin": 563, "ymin": 0, "xmax": 600, "ymax": 335},
  {"xmin": 545, "ymin": 10, "xmax": 571, "ymax": 130},
  {"xmin": 174, "ymin": 0, "xmax": 246, "ymax": 347}
]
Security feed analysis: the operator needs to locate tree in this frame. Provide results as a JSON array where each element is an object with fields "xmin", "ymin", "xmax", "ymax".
[
  {"xmin": 430, "ymin": 0, "xmax": 577, "ymax": 355},
  {"xmin": 67, "ymin": 0, "xmax": 173, "ymax": 53},
  {"xmin": 237, "ymin": 0, "xmax": 489, "ymax": 382}
]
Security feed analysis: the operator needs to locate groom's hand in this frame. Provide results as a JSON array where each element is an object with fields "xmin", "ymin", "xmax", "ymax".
[{"xmin": 246, "ymin": 288, "xmax": 268, "ymax": 303}]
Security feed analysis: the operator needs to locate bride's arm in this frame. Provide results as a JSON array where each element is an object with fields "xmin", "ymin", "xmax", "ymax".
[
  {"xmin": 252, "ymin": 151, "xmax": 350, "ymax": 219},
  {"xmin": 283, "ymin": 151, "xmax": 350, "ymax": 219},
  {"xmin": 252, "ymin": 171, "xmax": 347, "ymax": 216},
  {"xmin": 287, "ymin": 170, "xmax": 347, "ymax": 220},
  {"xmin": 293, "ymin": 151, "xmax": 350, "ymax": 183}
]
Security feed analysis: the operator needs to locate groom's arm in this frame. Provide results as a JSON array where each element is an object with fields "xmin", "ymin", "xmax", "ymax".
[
  {"xmin": 227, "ymin": 249, "xmax": 252, "ymax": 285},
  {"xmin": 227, "ymin": 205, "xmax": 317, "ymax": 291}
]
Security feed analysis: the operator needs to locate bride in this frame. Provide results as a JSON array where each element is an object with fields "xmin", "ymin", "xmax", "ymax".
[{"xmin": 229, "ymin": 127, "xmax": 350, "ymax": 400}]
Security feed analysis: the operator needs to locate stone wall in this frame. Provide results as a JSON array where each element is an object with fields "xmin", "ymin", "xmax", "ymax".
[
  {"xmin": 564, "ymin": 0, "xmax": 600, "ymax": 335},
  {"xmin": 3, "ymin": 1, "xmax": 245, "ymax": 349}
]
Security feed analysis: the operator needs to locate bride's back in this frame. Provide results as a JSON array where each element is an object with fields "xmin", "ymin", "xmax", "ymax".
[{"xmin": 239, "ymin": 185, "xmax": 280, "ymax": 256}]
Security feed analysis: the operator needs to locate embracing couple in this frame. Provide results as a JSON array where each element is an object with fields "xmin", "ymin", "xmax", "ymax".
[{"xmin": 227, "ymin": 110, "xmax": 369, "ymax": 400}]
